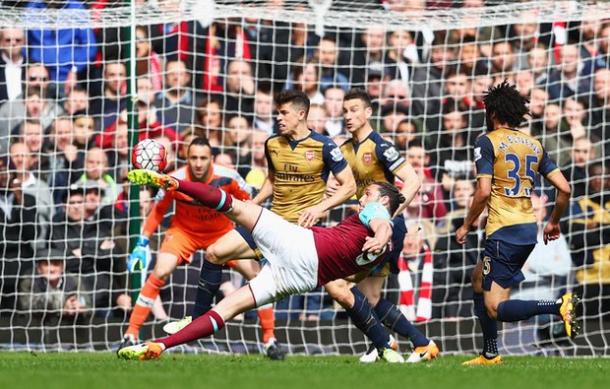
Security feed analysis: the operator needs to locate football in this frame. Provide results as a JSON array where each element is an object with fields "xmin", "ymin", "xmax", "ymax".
[{"xmin": 131, "ymin": 139, "xmax": 167, "ymax": 172}]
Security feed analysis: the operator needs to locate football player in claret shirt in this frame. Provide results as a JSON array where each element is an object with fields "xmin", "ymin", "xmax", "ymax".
[
  {"xmin": 455, "ymin": 81, "xmax": 578, "ymax": 366},
  {"xmin": 119, "ymin": 170, "xmax": 403, "ymax": 361},
  {"xmin": 118, "ymin": 137, "xmax": 281, "ymax": 358},
  {"xmin": 165, "ymin": 90, "xmax": 404, "ymax": 362}
]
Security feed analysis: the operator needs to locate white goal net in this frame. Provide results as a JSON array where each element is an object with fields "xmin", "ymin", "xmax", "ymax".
[{"xmin": 0, "ymin": 0, "xmax": 608, "ymax": 356}]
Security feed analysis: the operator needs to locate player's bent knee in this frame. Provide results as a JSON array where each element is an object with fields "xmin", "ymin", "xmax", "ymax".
[
  {"xmin": 205, "ymin": 244, "xmax": 227, "ymax": 265},
  {"xmin": 325, "ymin": 281, "xmax": 353, "ymax": 308},
  {"xmin": 153, "ymin": 253, "xmax": 179, "ymax": 280},
  {"xmin": 484, "ymin": 300, "xmax": 500, "ymax": 320}
]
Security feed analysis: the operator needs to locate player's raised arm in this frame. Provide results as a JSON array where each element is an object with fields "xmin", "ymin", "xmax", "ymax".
[
  {"xmin": 252, "ymin": 173, "xmax": 274, "ymax": 205},
  {"xmin": 393, "ymin": 162, "xmax": 421, "ymax": 216},
  {"xmin": 298, "ymin": 145, "xmax": 357, "ymax": 227}
]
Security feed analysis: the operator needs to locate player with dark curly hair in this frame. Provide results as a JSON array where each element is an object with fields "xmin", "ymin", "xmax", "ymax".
[{"xmin": 456, "ymin": 80, "xmax": 579, "ymax": 365}]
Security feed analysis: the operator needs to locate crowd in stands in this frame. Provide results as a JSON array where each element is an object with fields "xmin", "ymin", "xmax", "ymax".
[{"xmin": 0, "ymin": 0, "xmax": 608, "ymax": 325}]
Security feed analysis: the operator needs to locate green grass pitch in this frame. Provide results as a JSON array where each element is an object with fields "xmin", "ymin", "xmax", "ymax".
[{"xmin": 0, "ymin": 352, "xmax": 608, "ymax": 389}]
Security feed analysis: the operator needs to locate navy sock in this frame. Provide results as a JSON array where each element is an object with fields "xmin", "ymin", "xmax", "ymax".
[
  {"xmin": 192, "ymin": 259, "xmax": 223, "ymax": 319},
  {"xmin": 374, "ymin": 298, "xmax": 429, "ymax": 347},
  {"xmin": 345, "ymin": 287, "xmax": 390, "ymax": 350},
  {"xmin": 474, "ymin": 292, "xmax": 498, "ymax": 358},
  {"xmin": 496, "ymin": 299, "xmax": 561, "ymax": 322}
]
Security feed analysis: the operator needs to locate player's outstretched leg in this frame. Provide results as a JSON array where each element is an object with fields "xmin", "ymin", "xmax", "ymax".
[
  {"xmin": 119, "ymin": 284, "xmax": 256, "ymax": 361},
  {"xmin": 373, "ymin": 298, "xmax": 439, "ymax": 363},
  {"xmin": 495, "ymin": 292, "xmax": 580, "ymax": 337}
]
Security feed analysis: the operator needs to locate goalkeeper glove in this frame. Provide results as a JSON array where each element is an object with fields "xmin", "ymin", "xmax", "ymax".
[{"xmin": 127, "ymin": 235, "xmax": 149, "ymax": 272}]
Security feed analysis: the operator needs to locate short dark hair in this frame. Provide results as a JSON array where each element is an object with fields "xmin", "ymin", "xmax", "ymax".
[
  {"xmin": 483, "ymin": 80, "xmax": 529, "ymax": 128},
  {"xmin": 188, "ymin": 136, "xmax": 211, "ymax": 151},
  {"xmin": 344, "ymin": 88, "xmax": 372, "ymax": 108},
  {"xmin": 275, "ymin": 90, "xmax": 310, "ymax": 116},
  {"xmin": 374, "ymin": 181, "xmax": 405, "ymax": 216}
]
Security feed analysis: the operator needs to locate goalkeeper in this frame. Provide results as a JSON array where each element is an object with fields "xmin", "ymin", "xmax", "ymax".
[{"xmin": 119, "ymin": 137, "xmax": 282, "ymax": 359}]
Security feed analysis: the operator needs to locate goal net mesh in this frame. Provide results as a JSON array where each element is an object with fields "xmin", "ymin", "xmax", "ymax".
[{"xmin": 0, "ymin": 0, "xmax": 608, "ymax": 356}]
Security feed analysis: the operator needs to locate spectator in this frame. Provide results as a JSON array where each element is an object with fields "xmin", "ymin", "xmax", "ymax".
[
  {"xmin": 515, "ymin": 69, "xmax": 535, "ymax": 99},
  {"xmin": 364, "ymin": 69, "xmax": 385, "ymax": 112},
  {"xmin": 72, "ymin": 112, "xmax": 96, "ymax": 150},
  {"xmin": 456, "ymin": 35, "xmax": 487, "ymax": 76},
  {"xmin": 567, "ymin": 162, "xmax": 610, "ymax": 320},
  {"xmin": 394, "ymin": 119, "xmax": 419, "ymax": 151},
  {"xmin": 489, "ymin": 40, "xmax": 518, "ymax": 75},
  {"xmin": 406, "ymin": 142, "xmax": 447, "ymax": 222},
  {"xmin": 316, "ymin": 36, "xmax": 350, "ymax": 91},
  {"xmin": 26, "ymin": 0, "xmax": 97, "ymax": 90},
  {"xmin": 197, "ymin": 97, "xmax": 223, "ymax": 148},
  {"xmin": 154, "ymin": 59, "xmax": 197, "ymax": 134},
  {"xmin": 379, "ymin": 79, "xmax": 417, "ymax": 117},
  {"xmin": 380, "ymin": 104, "xmax": 409, "ymax": 134},
  {"xmin": 19, "ymin": 247, "xmax": 90, "ymax": 318},
  {"xmin": 45, "ymin": 116, "xmax": 83, "ymax": 204},
  {"xmin": 136, "ymin": 76, "xmax": 156, "ymax": 106},
  {"xmin": 386, "ymin": 29, "xmax": 419, "ymax": 84},
  {"xmin": 323, "ymin": 86, "xmax": 345, "ymax": 136},
  {"xmin": 63, "ymin": 87, "xmax": 89, "ymax": 116},
  {"xmin": 533, "ymin": 103, "xmax": 571, "ymax": 167},
  {"xmin": 528, "ymin": 44, "xmax": 550, "ymax": 85},
  {"xmin": 546, "ymin": 44, "xmax": 594, "ymax": 102},
  {"xmin": 24, "ymin": 62, "xmax": 51, "ymax": 98},
  {"xmin": 307, "ymin": 104, "xmax": 329, "ymax": 136},
  {"xmin": 469, "ymin": 70, "xmax": 492, "ymax": 129},
  {"xmin": 106, "ymin": 119, "xmax": 129, "ymax": 180},
  {"xmin": 136, "ymin": 100, "xmax": 179, "ymax": 146},
  {"xmin": 135, "ymin": 26, "xmax": 163, "ymax": 92},
  {"xmin": 441, "ymin": 68, "xmax": 473, "ymax": 114},
  {"xmin": 290, "ymin": 57, "xmax": 323, "ymax": 104},
  {"xmin": 224, "ymin": 115, "xmax": 253, "ymax": 170},
  {"xmin": 561, "ymin": 96, "xmax": 589, "ymax": 141},
  {"xmin": 9, "ymin": 142, "xmax": 53, "ymax": 246},
  {"xmin": 76, "ymin": 147, "xmax": 119, "ymax": 206},
  {"xmin": 18, "ymin": 119, "xmax": 49, "ymax": 177},
  {"xmin": 253, "ymin": 88, "xmax": 274, "ymax": 135},
  {"xmin": 91, "ymin": 61, "xmax": 127, "ymax": 132},
  {"xmin": 0, "ymin": 28, "xmax": 27, "ymax": 103},
  {"xmin": 223, "ymin": 59, "xmax": 256, "ymax": 116},
  {"xmin": 562, "ymin": 137, "xmax": 595, "ymax": 198},
  {"xmin": 0, "ymin": 155, "xmax": 37, "ymax": 310}
]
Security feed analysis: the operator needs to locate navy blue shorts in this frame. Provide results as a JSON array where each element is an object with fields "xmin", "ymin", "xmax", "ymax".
[
  {"xmin": 369, "ymin": 214, "xmax": 406, "ymax": 276},
  {"xmin": 235, "ymin": 225, "xmax": 257, "ymax": 249},
  {"xmin": 481, "ymin": 239, "xmax": 536, "ymax": 291}
]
